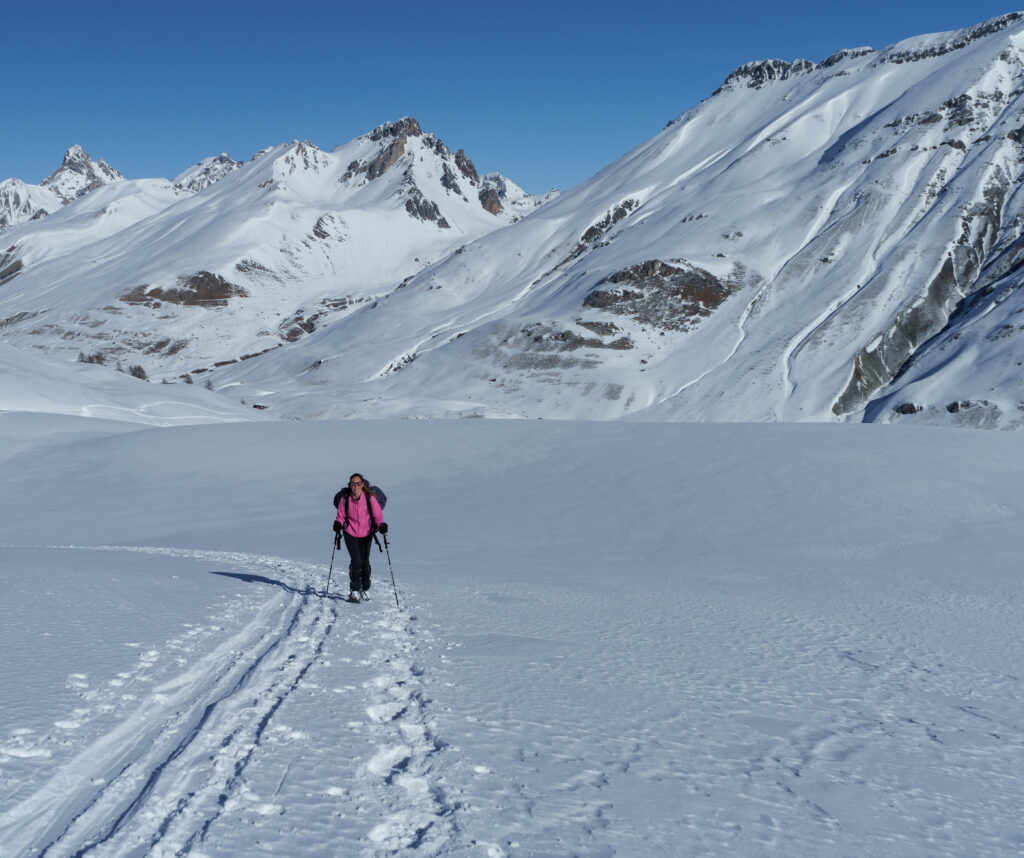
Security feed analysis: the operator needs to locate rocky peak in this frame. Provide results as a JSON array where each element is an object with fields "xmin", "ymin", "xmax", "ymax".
[
  {"xmin": 280, "ymin": 140, "xmax": 330, "ymax": 175},
  {"xmin": 715, "ymin": 58, "xmax": 815, "ymax": 94},
  {"xmin": 351, "ymin": 119, "xmax": 426, "ymax": 182},
  {"xmin": 369, "ymin": 117, "xmax": 423, "ymax": 142},
  {"xmin": 173, "ymin": 153, "xmax": 242, "ymax": 193},
  {"xmin": 40, "ymin": 145, "xmax": 123, "ymax": 204},
  {"xmin": 481, "ymin": 174, "xmax": 511, "ymax": 196}
]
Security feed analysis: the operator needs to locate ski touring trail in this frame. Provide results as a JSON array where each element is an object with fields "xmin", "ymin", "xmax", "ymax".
[
  {"xmin": 4, "ymin": 416, "xmax": 1024, "ymax": 856},
  {"xmin": 0, "ymin": 546, "xmax": 459, "ymax": 857}
]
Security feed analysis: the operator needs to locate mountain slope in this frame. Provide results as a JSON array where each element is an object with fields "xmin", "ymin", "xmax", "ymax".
[
  {"xmin": 6, "ymin": 15, "xmax": 1024, "ymax": 427},
  {"xmin": 211, "ymin": 12, "xmax": 1024, "ymax": 425},
  {"xmin": 0, "ymin": 342, "xmax": 259, "ymax": 425},
  {"xmin": 0, "ymin": 120, "xmax": 554, "ymax": 379}
]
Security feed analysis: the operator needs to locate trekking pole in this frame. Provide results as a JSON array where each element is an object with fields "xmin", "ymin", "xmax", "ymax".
[
  {"xmin": 325, "ymin": 531, "xmax": 340, "ymax": 597},
  {"xmin": 383, "ymin": 533, "xmax": 400, "ymax": 609}
]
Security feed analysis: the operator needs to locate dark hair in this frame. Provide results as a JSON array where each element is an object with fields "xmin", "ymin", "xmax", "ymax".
[{"xmin": 349, "ymin": 473, "xmax": 365, "ymax": 485}]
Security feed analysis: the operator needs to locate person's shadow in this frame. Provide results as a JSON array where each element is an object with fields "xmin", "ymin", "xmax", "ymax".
[{"xmin": 209, "ymin": 570, "xmax": 349, "ymax": 601}]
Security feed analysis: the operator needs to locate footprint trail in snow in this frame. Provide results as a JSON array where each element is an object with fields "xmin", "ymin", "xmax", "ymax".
[
  {"xmin": 0, "ymin": 546, "xmax": 457, "ymax": 858},
  {"xmin": 360, "ymin": 611, "xmax": 458, "ymax": 854}
]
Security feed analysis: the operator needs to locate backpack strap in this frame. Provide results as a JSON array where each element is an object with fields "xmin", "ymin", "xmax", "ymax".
[{"xmin": 366, "ymin": 489, "xmax": 377, "ymax": 536}]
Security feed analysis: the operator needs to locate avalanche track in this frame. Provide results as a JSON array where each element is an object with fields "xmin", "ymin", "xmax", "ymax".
[{"xmin": 0, "ymin": 546, "xmax": 457, "ymax": 858}]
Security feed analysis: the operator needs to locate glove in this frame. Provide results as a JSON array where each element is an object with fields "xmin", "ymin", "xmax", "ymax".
[
  {"xmin": 333, "ymin": 520, "xmax": 342, "ymax": 533},
  {"xmin": 378, "ymin": 522, "xmax": 388, "ymax": 534}
]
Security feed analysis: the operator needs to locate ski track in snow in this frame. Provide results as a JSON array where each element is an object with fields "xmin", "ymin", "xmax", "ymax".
[
  {"xmin": 663, "ymin": 280, "xmax": 765, "ymax": 403},
  {"xmin": 0, "ymin": 545, "xmax": 457, "ymax": 858},
  {"xmin": 660, "ymin": 186, "xmax": 862, "ymax": 407},
  {"xmin": 780, "ymin": 276, "xmax": 868, "ymax": 403},
  {"xmin": 4, "ymin": 538, "xmax": 1024, "ymax": 855}
]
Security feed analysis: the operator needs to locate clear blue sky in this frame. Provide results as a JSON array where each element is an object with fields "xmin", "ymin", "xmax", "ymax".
[{"xmin": 4, "ymin": 1, "xmax": 1018, "ymax": 194}]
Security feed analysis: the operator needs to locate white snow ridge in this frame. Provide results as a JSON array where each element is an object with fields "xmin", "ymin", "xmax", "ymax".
[{"xmin": 2, "ymin": 11, "xmax": 1024, "ymax": 858}]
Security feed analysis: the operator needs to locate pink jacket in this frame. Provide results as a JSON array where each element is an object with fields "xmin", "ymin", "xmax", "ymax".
[{"xmin": 336, "ymin": 492, "xmax": 384, "ymax": 538}]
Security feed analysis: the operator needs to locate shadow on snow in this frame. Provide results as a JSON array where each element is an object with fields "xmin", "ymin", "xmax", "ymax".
[{"xmin": 208, "ymin": 569, "xmax": 349, "ymax": 601}]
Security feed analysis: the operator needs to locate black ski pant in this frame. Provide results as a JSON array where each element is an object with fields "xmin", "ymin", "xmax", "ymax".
[{"xmin": 344, "ymin": 532, "xmax": 373, "ymax": 591}]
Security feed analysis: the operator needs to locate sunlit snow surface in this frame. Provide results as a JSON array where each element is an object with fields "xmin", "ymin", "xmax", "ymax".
[
  {"xmin": 2, "ymin": 414, "xmax": 1024, "ymax": 856},
  {"xmin": 0, "ymin": 343, "xmax": 258, "ymax": 427}
]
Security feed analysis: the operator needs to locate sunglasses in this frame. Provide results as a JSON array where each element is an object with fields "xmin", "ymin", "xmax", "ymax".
[{"xmin": 349, "ymin": 480, "xmax": 363, "ymax": 486}]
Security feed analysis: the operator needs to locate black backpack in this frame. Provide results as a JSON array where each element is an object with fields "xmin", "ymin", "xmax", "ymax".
[{"xmin": 333, "ymin": 482, "xmax": 387, "ymax": 533}]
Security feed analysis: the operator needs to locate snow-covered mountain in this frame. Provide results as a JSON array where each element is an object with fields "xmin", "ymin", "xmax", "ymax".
[
  {"xmin": 0, "ymin": 179, "xmax": 59, "ymax": 231},
  {"xmin": 40, "ymin": 144, "xmax": 124, "ymax": 204},
  {"xmin": 0, "ymin": 145, "xmax": 123, "ymax": 229},
  {"xmin": 172, "ymin": 153, "xmax": 243, "ymax": 193},
  {"xmin": 7, "ymin": 13, "xmax": 1024, "ymax": 428},
  {"xmin": 207, "ymin": 11, "xmax": 1024, "ymax": 424},
  {"xmin": 0, "ymin": 119, "xmax": 554, "ymax": 379}
]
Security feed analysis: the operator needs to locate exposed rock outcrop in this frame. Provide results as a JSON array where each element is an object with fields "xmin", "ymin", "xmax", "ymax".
[
  {"xmin": 833, "ymin": 257, "xmax": 960, "ymax": 415},
  {"xmin": 173, "ymin": 153, "xmax": 242, "ymax": 192},
  {"xmin": 559, "ymin": 199, "xmax": 640, "ymax": 266},
  {"xmin": 310, "ymin": 213, "xmax": 347, "ymax": 242},
  {"xmin": 278, "ymin": 297, "xmax": 364, "ymax": 342},
  {"xmin": 477, "ymin": 322, "xmax": 632, "ymax": 373},
  {"xmin": 0, "ymin": 245, "xmax": 23, "ymax": 285},
  {"xmin": 405, "ymin": 190, "xmax": 450, "ymax": 228},
  {"xmin": 881, "ymin": 12, "xmax": 1024, "ymax": 64},
  {"xmin": 478, "ymin": 187, "xmax": 502, "ymax": 215},
  {"xmin": 354, "ymin": 118, "xmax": 424, "ymax": 181},
  {"xmin": 715, "ymin": 59, "xmax": 815, "ymax": 94},
  {"xmin": 584, "ymin": 260, "xmax": 732, "ymax": 332},
  {"xmin": 454, "ymin": 149, "xmax": 479, "ymax": 184},
  {"xmin": 120, "ymin": 272, "xmax": 249, "ymax": 308},
  {"xmin": 834, "ymin": 175, "xmax": 1008, "ymax": 416},
  {"xmin": 818, "ymin": 47, "xmax": 876, "ymax": 68},
  {"xmin": 441, "ymin": 163, "xmax": 462, "ymax": 195},
  {"xmin": 370, "ymin": 117, "xmax": 422, "ymax": 142}
]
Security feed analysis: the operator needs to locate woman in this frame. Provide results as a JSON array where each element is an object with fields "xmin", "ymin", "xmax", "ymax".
[{"xmin": 333, "ymin": 473, "xmax": 387, "ymax": 602}]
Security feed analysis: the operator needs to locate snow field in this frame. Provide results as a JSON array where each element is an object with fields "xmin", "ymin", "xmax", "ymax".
[
  {"xmin": 0, "ymin": 549, "xmax": 331, "ymax": 855},
  {"xmin": 0, "ymin": 545, "xmax": 461, "ymax": 856},
  {"xmin": 2, "ymin": 417, "xmax": 1024, "ymax": 855}
]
